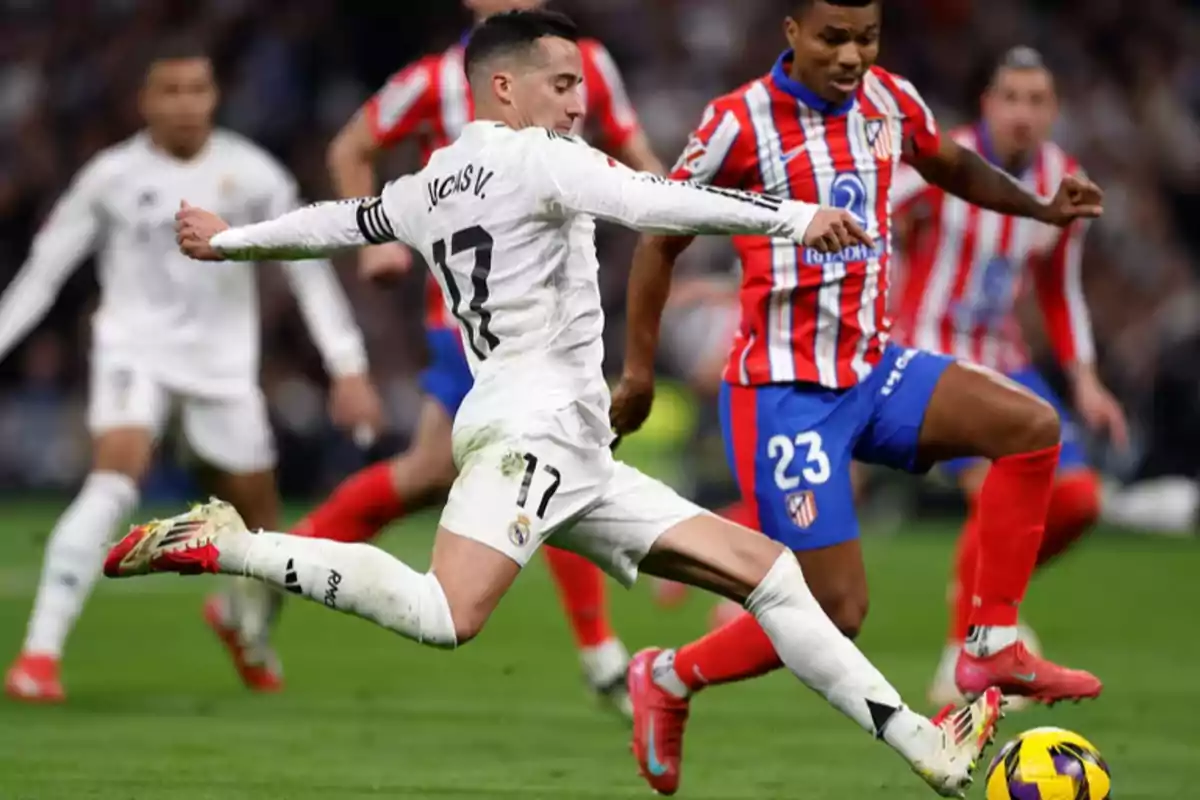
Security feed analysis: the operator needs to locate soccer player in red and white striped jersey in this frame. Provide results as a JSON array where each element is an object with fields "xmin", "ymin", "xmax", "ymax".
[
  {"xmin": 611, "ymin": 2, "xmax": 1108, "ymax": 793},
  {"xmin": 208, "ymin": 0, "xmax": 664, "ymax": 717},
  {"xmin": 886, "ymin": 48, "xmax": 1127, "ymax": 707}
]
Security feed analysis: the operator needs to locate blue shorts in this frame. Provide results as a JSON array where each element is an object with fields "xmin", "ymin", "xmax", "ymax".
[
  {"xmin": 418, "ymin": 328, "xmax": 473, "ymax": 418},
  {"xmin": 940, "ymin": 367, "xmax": 1088, "ymax": 478},
  {"xmin": 719, "ymin": 344, "xmax": 953, "ymax": 551}
]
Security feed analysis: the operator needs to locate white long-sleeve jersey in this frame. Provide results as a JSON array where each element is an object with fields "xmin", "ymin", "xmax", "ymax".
[
  {"xmin": 212, "ymin": 121, "xmax": 818, "ymax": 447},
  {"xmin": 0, "ymin": 129, "xmax": 367, "ymax": 397}
]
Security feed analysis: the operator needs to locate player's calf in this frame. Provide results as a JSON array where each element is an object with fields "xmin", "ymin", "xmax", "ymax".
[
  {"xmin": 103, "ymin": 499, "xmax": 525, "ymax": 650},
  {"xmin": 917, "ymin": 363, "xmax": 1100, "ymax": 699},
  {"xmin": 1038, "ymin": 470, "xmax": 1101, "ymax": 566},
  {"xmin": 792, "ymin": 539, "xmax": 870, "ymax": 640},
  {"xmin": 635, "ymin": 513, "xmax": 1004, "ymax": 796}
]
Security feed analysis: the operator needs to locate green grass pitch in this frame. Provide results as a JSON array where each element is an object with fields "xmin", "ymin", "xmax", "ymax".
[{"xmin": 0, "ymin": 502, "xmax": 1196, "ymax": 798}]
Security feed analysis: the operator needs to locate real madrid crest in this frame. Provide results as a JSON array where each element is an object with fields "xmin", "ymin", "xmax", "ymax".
[{"xmin": 508, "ymin": 513, "xmax": 532, "ymax": 547}]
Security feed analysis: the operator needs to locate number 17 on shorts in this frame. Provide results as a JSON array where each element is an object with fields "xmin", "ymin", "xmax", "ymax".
[
  {"xmin": 439, "ymin": 433, "xmax": 603, "ymax": 567},
  {"xmin": 719, "ymin": 382, "xmax": 861, "ymax": 552}
]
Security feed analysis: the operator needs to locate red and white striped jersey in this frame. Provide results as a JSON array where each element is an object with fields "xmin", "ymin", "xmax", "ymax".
[
  {"xmin": 671, "ymin": 52, "xmax": 941, "ymax": 389},
  {"xmin": 889, "ymin": 125, "xmax": 1093, "ymax": 372},
  {"xmin": 361, "ymin": 39, "xmax": 641, "ymax": 329}
]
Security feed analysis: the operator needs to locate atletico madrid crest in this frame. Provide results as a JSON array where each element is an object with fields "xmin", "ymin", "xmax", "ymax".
[
  {"xmin": 786, "ymin": 490, "xmax": 818, "ymax": 529},
  {"xmin": 864, "ymin": 118, "xmax": 894, "ymax": 161}
]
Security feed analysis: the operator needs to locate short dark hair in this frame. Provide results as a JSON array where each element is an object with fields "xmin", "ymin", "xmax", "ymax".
[
  {"xmin": 463, "ymin": 9, "xmax": 579, "ymax": 81},
  {"xmin": 144, "ymin": 33, "xmax": 210, "ymax": 74},
  {"xmin": 793, "ymin": 0, "xmax": 877, "ymax": 14},
  {"xmin": 970, "ymin": 45, "xmax": 1051, "ymax": 104},
  {"xmin": 992, "ymin": 45, "xmax": 1047, "ymax": 77}
]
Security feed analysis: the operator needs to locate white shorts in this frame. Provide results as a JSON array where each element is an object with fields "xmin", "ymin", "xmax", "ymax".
[
  {"xmin": 88, "ymin": 352, "xmax": 276, "ymax": 474},
  {"xmin": 439, "ymin": 420, "xmax": 703, "ymax": 587}
]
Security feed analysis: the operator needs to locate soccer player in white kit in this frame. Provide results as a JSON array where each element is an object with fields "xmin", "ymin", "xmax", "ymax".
[
  {"xmin": 105, "ymin": 13, "xmax": 1002, "ymax": 796},
  {"xmin": 3, "ymin": 37, "xmax": 382, "ymax": 702}
]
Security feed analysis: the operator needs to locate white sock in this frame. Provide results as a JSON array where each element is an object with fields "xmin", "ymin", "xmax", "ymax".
[
  {"xmin": 23, "ymin": 471, "xmax": 139, "ymax": 657},
  {"xmin": 964, "ymin": 625, "xmax": 1018, "ymax": 657},
  {"xmin": 651, "ymin": 649, "xmax": 690, "ymax": 699},
  {"xmin": 579, "ymin": 638, "xmax": 629, "ymax": 690},
  {"xmin": 228, "ymin": 578, "xmax": 284, "ymax": 664},
  {"xmin": 218, "ymin": 531, "xmax": 457, "ymax": 648},
  {"xmin": 746, "ymin": 552, "xmax": 940, "ymax": 767}
]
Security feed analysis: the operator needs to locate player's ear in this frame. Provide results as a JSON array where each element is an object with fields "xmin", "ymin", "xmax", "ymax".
[
  {"xmin": 492, "ymin": 71, "xmax": 516, "ymax": 106},
  {"xmin": 783, "ymin": 14, "xmax": 801, "ymax": 49}
]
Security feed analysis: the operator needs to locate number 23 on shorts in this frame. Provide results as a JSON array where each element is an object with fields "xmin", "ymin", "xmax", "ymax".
[
  {"xmin": 768, "ymin": 431, "xmax": 831, "ymax": 489},
  {"xmin": 757, "ymin": 426, "xmax": 858, "ymax": 549}
]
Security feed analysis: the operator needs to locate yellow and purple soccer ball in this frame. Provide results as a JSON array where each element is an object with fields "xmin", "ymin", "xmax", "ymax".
[{"xmin": 985, "ymin": 727, "xmax": 1111, "ymax": 800}]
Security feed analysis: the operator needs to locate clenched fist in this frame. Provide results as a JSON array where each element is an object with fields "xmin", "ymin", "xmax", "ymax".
[
  {"xmin": 1042, "ymin": 173, "xmax": 1103, "ymax": 226},
  {"xmin": 800, "ymin": 209, "xmax": 874, "ymax": 253},
  {"xmin": 175, "ymin": 200, "xmax": 231, "ymax": 261}
]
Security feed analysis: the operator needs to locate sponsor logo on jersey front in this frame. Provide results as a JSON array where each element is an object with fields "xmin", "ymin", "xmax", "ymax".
[{"xmin": 801, "ymin": 239, "xmax": 885, "ymax": 265}]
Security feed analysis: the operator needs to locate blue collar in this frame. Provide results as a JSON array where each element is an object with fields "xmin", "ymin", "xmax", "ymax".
[
  {"xmin": 770, "ymin": 50, "xmax": 856, "ymax": 117},
  {"xmin": 459, "ymin": 28, "xmax": 473, "ymax": 48},
  {"xmin": 975, "ymin": 122, "xmax": 1033, "ymax": 177}
]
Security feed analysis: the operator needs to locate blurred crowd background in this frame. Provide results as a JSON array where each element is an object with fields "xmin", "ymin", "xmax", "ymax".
[{"xmin": 0, "ymin": 0, "xmax": 1197, "ymax": 529}]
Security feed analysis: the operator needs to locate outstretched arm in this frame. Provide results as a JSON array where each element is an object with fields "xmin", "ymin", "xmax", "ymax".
[
  {"xmin": 910, "ymin": 139, "xmax": 1103, "ymax": 226},
  {"xmin": 538, "ymin": 136, "xmax": 823, "ymax": 239},
  {"xmin": 183, "ymin": 195, "xmax": 398, "ymax": 263}
]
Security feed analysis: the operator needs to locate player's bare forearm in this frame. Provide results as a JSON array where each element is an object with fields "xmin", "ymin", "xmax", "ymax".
[
  {"xmin": 623, "ymin": 234, "xmax": 693, "ymax": 382},
  {"xmin": 208, "ymin": 199, "xmax": 389, "ymax": 262},
  {"xmin": 914, "ymin": 139, "xmax": 1050, "ymax": 222},
  {"xmin": 1064, "ymin": 360, "xmax": 1105, "ymax": 393},
  {"xmin": 327, "ymin": 114, "xmax": 381, "ymax": 199}
]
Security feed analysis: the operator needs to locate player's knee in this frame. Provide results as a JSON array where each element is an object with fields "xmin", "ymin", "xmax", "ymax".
[
  {"xmin": 824, "ymin": 592, "xmax": 869, "ymax": 640},
  {"xmin": 1008, "ymin": 393, "xmax": 1061, "ymax": 455},
  {"xmin": 1026, "ymin": 396, "xmax": 1062, "ymax": 450},
  {"xmin": 448, "ymin": 609, "xmax": 488, "ymax": 646}
]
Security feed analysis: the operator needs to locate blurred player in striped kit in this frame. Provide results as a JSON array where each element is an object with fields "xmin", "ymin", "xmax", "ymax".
[
  {"xmin": 886, "ymin": 47, "xmax": 1127, "ymax": 707},
  {"xmin": 209, "ymin": 0, "xmax": 664, "ymax": 717}
]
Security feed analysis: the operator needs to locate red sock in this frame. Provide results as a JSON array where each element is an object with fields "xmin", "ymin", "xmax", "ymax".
[
  {"xmin": 1038, "ymin": 471, "xmax": 1101, "ymax": 567},
  {"xmin": 717, "ymin": 500, "xmax": 758, "ymax": 529},
  {"xmin": 292, "ymin": 462, "xmax": 403, "ymax": 543},
  {"xmin": 672, "ymin": 609, "xmax": 781, "ymax": 693},
  {"xmin": 949, "ymin": 503, "xmax": 982, "ymax": 643},
  {"xmin": 969, "ymin": 444, "xmax": 1060, "ymax": 628},
  {"xmin": 543, "ymin": 547, "xmax": 612, "ymax": 648}
]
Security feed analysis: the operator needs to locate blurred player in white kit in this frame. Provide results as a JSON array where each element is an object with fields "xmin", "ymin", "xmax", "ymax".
[
  {"xmin": 104, "ymin": 12, "xmax": 1003, "ymax": 796},
  {"xmin": 3, "ymin": 37, "xmax": 382, "ymax": 703}
]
